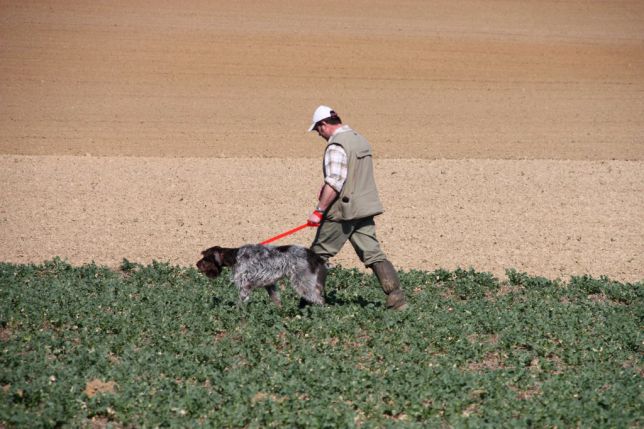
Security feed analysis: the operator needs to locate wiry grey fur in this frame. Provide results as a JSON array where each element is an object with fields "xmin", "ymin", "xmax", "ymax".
[{"xmin": 196, "ymin": 244, "xmax": 326, "ymax": 307}]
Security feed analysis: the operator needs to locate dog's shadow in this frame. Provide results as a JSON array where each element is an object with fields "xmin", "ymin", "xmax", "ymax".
[{"xmin": 210, "ymin": 295, "xmax": 240, "ymax": 308}]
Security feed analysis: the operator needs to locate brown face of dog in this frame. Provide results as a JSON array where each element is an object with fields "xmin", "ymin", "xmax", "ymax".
[{"xmin": 196, "ymin": 246, "xmax": 224, "ymax": 278}]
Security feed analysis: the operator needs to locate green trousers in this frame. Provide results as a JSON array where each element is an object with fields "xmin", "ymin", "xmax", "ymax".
[{"xmin": 310, "ymin": 216, "xmax": 387, "ymax": 267}]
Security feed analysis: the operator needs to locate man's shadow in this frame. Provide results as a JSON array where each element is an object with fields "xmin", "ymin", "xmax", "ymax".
[{"xmin": 323, "ymin": 290, "xmax": 382, "ymax": 309}]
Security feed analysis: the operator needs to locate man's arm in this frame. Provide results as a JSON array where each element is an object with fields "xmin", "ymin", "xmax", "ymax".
[
  {"xmin": 317, "ymin": 183, "xmax": 338, "ymax": 211},
  {"xmin": 308, "ymin": 184, "xmax": 338, "ymax": 225},
  {"xmin": 308, "ymin": 144, "xmax": 346, "ymax": 225}
]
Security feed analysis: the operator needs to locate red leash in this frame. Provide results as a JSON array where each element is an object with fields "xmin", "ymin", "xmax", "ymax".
[{"xmin": 260, "ymin": 223, "xmax": 316, "ymax": 245}]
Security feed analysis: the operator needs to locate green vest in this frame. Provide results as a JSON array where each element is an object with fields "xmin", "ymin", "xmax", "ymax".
[{"xmin": 325, "ymin": 129, "xmax": 384, "ymax": 221}]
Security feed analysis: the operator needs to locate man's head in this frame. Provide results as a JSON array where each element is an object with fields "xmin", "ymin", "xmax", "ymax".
[{"xmin": 308, "ymin": 105, "xmax": 343, "ymax": 140}]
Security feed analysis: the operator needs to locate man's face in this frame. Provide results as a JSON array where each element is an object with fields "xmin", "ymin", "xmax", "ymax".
[{"xmin": 315, "ymin": 121, "xmax": 331, "ymax": 140}]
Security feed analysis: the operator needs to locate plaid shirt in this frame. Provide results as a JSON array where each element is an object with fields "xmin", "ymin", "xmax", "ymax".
[{"xmin": 324, "ymin": 143, "xmax": 348, "ymax": 193}]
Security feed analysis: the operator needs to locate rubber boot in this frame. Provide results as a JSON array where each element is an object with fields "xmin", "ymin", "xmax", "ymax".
[{"xmin": 371, "ymin": 260, "xmax": 408, "ymax": 310}]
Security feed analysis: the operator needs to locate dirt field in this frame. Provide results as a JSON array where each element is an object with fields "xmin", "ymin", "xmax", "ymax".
[{"xmin": 1, "ymin": 1, "xmax": 643, "ymax": 282}]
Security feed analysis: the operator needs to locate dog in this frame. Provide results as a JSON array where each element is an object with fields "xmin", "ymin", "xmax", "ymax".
[{"xmin": 196, "ymin": 244, "xmax": 327, "ymax": 307}]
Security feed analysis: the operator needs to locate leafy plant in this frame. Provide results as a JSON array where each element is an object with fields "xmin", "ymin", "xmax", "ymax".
[{"xmin": 1, "ymin": 261, "xmax": 641, "ymax": 428}]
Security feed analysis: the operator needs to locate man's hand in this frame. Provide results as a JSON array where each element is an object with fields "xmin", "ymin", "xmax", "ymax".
[{"xmin": 307, "ymin": 210, "xmax": 324, "ymax": 226}]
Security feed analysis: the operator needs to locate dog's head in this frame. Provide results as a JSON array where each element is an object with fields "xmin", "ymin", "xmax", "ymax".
[{"xmin": 196, "ymin": 246, "xmax": 237, "ymax": 279}]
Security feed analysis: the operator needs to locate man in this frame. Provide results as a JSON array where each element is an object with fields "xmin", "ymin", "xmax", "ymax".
[{"xmin": 306, "ymin": 105, "xmax": 407, "ymax": 310}]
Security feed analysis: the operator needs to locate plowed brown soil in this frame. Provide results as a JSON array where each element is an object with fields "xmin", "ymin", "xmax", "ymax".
[{"xmin": 1, "ymin": 1, "xmax": 643, "ymax": 281}]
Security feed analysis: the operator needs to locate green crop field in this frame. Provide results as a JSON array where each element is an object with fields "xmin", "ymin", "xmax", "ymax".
[{"xmin": 1, "ymin": 259, "xmax": 642, "ymax": 428}]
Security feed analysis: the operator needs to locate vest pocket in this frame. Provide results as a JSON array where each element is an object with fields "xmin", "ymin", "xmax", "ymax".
[
  {"xmin": 338, "ymin": 188, "xmax": 382, "ymax": 220},
  {"xmin": 356, "ymin": 148, "xmax": 372, "ymax": 158}
]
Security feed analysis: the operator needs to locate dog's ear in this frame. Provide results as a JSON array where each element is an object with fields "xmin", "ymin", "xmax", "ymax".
[
  {"xmin": 200, "ymin": 246, "xmax": 237, "ymax": 267},
  {"xmin": 221, "ymin": 248, "xmax": 238, "ymax": 266},
  {"xmin": 201, "ymin": 246, "xmax": 223, "ymax": 264},
  {"xmin": 212, "ymin": 247, "xmax": 227, "ymax": 265}
]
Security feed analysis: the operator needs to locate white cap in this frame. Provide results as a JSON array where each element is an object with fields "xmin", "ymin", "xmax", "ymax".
[{"xmin": 308, "ymin": 105, "xmax": 336, "ymax": 132}]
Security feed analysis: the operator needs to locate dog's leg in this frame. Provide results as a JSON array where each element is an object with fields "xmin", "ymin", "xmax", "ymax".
[
  {"xmin": 291, "ymin": 271, "xmax": 325, "ymax": 306},
  {"xmin": 315, "ymin": 265, "xmax": 327, "ymax": 304},
  {"xmin": 264, "ymin": 284, "xmax": 282, "ymax": 308},
  {"xmin": 238, "ymin": 283, "xmax": 253, "ymax": 305}
]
